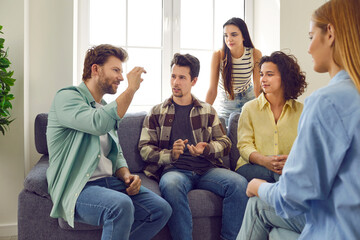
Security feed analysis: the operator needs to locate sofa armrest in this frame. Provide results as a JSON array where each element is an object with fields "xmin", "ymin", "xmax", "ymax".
[{"xmin": 24, "ymin": 155, "xmax": 50, "ymax": 198}]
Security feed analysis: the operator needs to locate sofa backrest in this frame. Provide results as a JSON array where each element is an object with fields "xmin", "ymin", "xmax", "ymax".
[
  {"xmin": 117, "ymin": 112, "xmax": 147, "ymax": 172},
  {"xmin": 34, "ymin": 112, "xmax": 231, "ymax": 172},
  {"xmin": 228, "ymin": 112, "xmax": 241, "ymax": 171},
  {"xmin": 35, "ymin": 113, "xmax": 49, "ymax": 155}
]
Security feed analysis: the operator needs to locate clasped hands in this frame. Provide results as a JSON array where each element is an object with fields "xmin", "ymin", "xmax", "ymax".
[
  {"xmin": 264, "ymin": 155, "xmax": 288, "ymax": 175},
  {"xmin": 171, "ymin": 139, "xmax": 207, "ymax": 160}
]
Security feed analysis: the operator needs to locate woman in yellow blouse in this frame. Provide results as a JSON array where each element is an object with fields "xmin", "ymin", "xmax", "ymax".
[{"xmin": 236, "ymin": 51, "xmax": 307, "ymax": 182}]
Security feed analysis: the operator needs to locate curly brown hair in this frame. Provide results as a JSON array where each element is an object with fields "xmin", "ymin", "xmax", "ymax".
[
  {"xmin": 82, "ymin": 44, "xmax": 128, "ymax": 81},
  {"xmin": 259, "ymin": 51, "xmax": 307, "ymax": 100}
]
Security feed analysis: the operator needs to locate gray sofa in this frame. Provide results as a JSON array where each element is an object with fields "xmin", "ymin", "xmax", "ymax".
[{"xmin": 18, "ymin": 112, "xmax": 242, "ymax": 240}]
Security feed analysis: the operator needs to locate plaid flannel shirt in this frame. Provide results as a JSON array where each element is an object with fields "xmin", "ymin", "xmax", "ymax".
[{"xmin": 138, "ymin": 95, "xmax": 231, "ymax": 181}]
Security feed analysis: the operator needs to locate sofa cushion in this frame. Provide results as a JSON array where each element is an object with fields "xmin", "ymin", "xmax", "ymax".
[
  {"xmin": 118, "ymin": 112, "xmax": 147, "ymax": 173},
  {"xmin": 228, "ymin": 112, "xmax": 241, "ymax": 170},
  {"xmin": 24, "ymin": 155, "xmax": 50, "ymax": 198},
  {"xmin": 35, "ymin": 113, "xmax": 49, "ymax": 155},
  {"xmin": 58, "ymin": 218, "xmax": 102, "ymax": 231}
]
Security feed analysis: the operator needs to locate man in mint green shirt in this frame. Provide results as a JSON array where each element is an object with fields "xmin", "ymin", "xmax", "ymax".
[{"xmin": 46, "ymin": 44, "xmax": 171, "ymax": 240}]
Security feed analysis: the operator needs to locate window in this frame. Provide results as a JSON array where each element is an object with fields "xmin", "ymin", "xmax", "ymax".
[{"xmin": 76, "ymin": 0, "xmax": 249, "ymax": 112}]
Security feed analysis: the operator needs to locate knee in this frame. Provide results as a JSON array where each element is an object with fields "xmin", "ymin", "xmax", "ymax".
[
  {"xmin": 155, "ymin": 198, "xmax": 172, "ymax": 221},
  {"xmin": 108, "ymin": 196, "xmax": 135, "ymax": 221},
  {"xmin": 247, "ymin": 197, "xmax": 265, "ymax": 215},
  {"xmin": 159, "ymin": 173, "xmax": 187, "ymax": 197},
  {"xmin": 227, "ymin": 173, "xmax": 249, "ymax": 195}
]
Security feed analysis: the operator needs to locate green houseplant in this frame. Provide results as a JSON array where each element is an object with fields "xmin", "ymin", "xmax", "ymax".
[{"xmin": 0, "ymin": 25, "xmax": 16, "ymax": 135}]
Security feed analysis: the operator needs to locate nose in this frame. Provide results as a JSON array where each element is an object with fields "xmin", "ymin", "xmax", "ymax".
[
  {"xmin": 118, "ymin": 73, "xmax": 124, "ymax": 81},
  {"xmin": 173, "ymin": 77, "xmax": 179, "ymax": 85},
  {"xmin": 260, "ymin": 75, "xmax": 267, "ymax": 83}
]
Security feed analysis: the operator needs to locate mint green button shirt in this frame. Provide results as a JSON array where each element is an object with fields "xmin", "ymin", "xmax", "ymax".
[{"xmin": 46, "ymin": 82, "xmax": 128, "ymax": 227}]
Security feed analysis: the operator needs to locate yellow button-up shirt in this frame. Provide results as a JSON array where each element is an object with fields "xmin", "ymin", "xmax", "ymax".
[{"xmin": 236, "ymin": 93, "xmax": 303, "ymax": 170}]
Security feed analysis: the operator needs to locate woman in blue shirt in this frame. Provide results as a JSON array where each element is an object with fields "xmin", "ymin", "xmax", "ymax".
[{"xmin": 237, "ymin": 0, "xmax": 360, "ymax": 239}]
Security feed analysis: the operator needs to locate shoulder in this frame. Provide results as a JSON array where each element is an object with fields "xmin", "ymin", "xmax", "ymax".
[
  {"xmin": 290, "ymin": 99, "xmax": 304, "ymax": 112},
  {"xmin": 55, "ymin": 86, "xmax": 82, "ymax": 100},
  {"xmin": 212, "ymin": 50, "xmax": 223, "ymax": 61},
  {"xmin": 307, "ymin": 78, "xmax": 359, "ymax": 115},
  {"xmin": 253, "ymin": 48, "xmax": 262, "ymax": 60},
  {"xmin": 243, "ymin": 97, "xmax": 260, "ymax": 110}
]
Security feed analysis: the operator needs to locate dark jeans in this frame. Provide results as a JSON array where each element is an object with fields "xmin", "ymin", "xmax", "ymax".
[{"xmin": 236, "ymin": 163, "xmax": 280, "ymax": 182}]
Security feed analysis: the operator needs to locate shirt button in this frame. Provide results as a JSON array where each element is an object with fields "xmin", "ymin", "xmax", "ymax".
[
  {"xmin": 275, "ymin": 143, "xmax": 278, "ymax": 146},
  {"xmin": 275, "ymin": 131, "xmax": 277, "ymax": 134},
  {"xmin": 71, "ymin": 210, "xmax": 74, "ymax": 213},
  {"xmin": 98, "ymin": 154, "xmax": 101, "ymax": 158},
  {"xmin": 86, "ymin": 173, "xmax": 90, "ymax": 177},
  {"xmin": 169, "ymin": 119, "xmax": 173, "ymax": 123},
  {"xmin": 75, "ymin": 193, "xmax": 78, "ymax": 197}
]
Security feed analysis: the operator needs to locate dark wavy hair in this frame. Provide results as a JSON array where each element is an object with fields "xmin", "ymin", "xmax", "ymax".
[
  {"xmin": 222, "ymin": 17, "xmax": 254, "ymax": 100},
  {"xmin": 171, "ymin": 53, "xmax": 200, "ymax": 80},
  {"xmin": 259, "ymin": 51, "xmax": 307, "ymax": 100},
  {"xmin": 82, "ymin": 44, "xmax": 128, "ymax": 81}
]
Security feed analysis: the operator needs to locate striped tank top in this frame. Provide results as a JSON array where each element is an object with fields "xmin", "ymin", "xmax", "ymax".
[{"xmin": 219, "ymin": 47, "xmax": 254, "ymax": 94}]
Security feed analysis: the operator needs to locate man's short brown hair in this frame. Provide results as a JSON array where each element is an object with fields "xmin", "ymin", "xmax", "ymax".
[{"xmin": 82, "ymin": 44, "xmax": 128, "ymax": 81}]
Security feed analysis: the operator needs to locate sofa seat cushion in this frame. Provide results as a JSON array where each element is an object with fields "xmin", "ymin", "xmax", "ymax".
[
  {"xmin": 58, "ymin": 218, "xmax": 102, "ymax": 231},
  {"xmin": 139, "ymin": 173, "xmax": 223, "ymax": 218},
  {"xmin": 24, "ymin": 155, "xmax": 50, "ymax": 198}
]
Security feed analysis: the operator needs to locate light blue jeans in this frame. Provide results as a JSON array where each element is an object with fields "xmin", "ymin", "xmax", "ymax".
[
  {"xmin": 236, "ymin": 164, "xmax": 280, "ymax": 183},
  {"xmin": 159, "ymin": 167, "xmax": 249, "ymax": 240},
  {"xmin": 74, "ymin": 177, "xmax": 172, "ymax": 240},
  {"xmin": 237, "ymin": 197, "xmax": 305, "ymax": 240},
  {"xmin": 218, "ymin": 85, "xmax": 255, "ymax": 125}
]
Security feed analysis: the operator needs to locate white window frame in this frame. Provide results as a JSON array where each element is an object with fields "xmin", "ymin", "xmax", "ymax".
[{"xmin": 74, "ymin": 0, "xmax": 254, "ymax": 110}]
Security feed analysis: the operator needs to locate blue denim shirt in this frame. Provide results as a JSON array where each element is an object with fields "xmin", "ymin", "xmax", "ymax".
[
  {"xmin": 259, "ymin": 70, "xmax": 360, "ymax": 239},
  {"xmin": 46, "ymin": 82, "xmax": 128, "ymax": 227}
]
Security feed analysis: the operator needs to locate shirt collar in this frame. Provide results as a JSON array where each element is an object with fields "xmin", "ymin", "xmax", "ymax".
[
  {"xmin": 163, "ymin": 94, "xmax": 202, "ymax": 108},
  {"xmin": 329, "ymin": 70, "xmax": 350, "ymax": 85},
  {"xmin": 78, "ymin": 82, "xmax": 107, "ymax": 107},
  {"xmin": 258, "ymin": 92, "xmax": 295, "ymax": 110}
]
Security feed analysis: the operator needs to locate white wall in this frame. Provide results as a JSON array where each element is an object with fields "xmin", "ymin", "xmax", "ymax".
[
  {"xmin": 253, "ymin": 0, "xmax": 328, "ymax": 102},
  {"xmin": 0, "ymin": 0, "xmax": 74, "ymax": 236},
  {"xmin": 253, "ymin": 0, "xmax": 280, "ymax": 56},
  {"xmin": 0, "ymin": 0, "xmax": 331, "ymax": 237},
  {"xmin": 279, "ymin": 0, "xmax": 329, "ymax": 102},
  {"xmin": 0, "ymin": 0, "xmax": 25, "ymax": 236},
  {"xmin": 28, "ymin": 0, "xmax": 74, "ymax": 169}
]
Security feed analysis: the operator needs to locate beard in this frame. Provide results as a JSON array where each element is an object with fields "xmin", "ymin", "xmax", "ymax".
[
  {"xmin": 172, "ymin": 86, "xmax": 183, "ymax": 97},
  {"xmin": 98, "ymin": 73, "xmax": 117, "ymax": 95}
]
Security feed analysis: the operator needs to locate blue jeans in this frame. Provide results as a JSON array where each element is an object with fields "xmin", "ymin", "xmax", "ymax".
[
  {"xmin": 237, "ymin": 197, "xmax": 305, "ymax": 240},
  {"xmin": 218, "ymin": 85, "xmax": 255, "ymax": 125},
  {"xmin": 159, "ymin": 167, "xmax": 249, "ymax": 240},
  {"xmin": 236, "ymin": 164, "xmax": 280, "ymax": 183},
  {"xmin": 74, "ymin": 177, "xmax": 172, "ymax": 240}
]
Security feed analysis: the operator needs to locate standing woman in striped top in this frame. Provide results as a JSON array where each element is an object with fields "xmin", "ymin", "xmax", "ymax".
[{"xmin": 206, "ymin": 17, "xmax": 262, "ymax": 125}]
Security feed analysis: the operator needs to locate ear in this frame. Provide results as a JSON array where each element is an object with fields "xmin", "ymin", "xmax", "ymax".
[
  {"xmin": 191, "ymin": 77, "xmax": 198, "ymax": 86},
  {"xmin": 327, "ymin": 23, "xmax": 336, "ymax": 47},
  {"xmin": 91, "ymin": 64, "xmax": 100, "ymax": 77}
]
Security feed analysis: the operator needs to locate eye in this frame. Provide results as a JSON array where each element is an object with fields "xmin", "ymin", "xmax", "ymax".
[{"xmin": 259, "ymin": 73, "xmax": 264, "ymax": 77}]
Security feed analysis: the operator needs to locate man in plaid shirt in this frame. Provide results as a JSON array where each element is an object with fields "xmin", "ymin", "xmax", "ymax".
[{"xmin": 138, "ymin": 53, "xmax": 248, "ymax": 240}]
